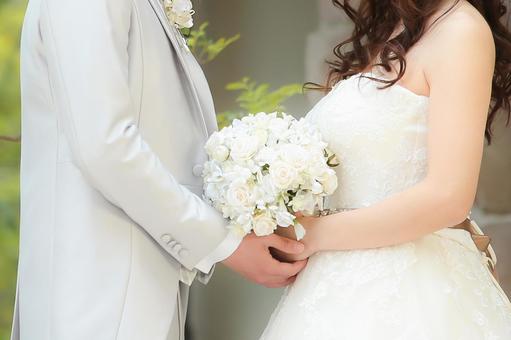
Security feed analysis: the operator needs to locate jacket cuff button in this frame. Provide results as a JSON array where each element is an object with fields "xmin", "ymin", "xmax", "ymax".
[{"xmin": 161, "ymin": 234, "xmax": 172, "ymax": 244}]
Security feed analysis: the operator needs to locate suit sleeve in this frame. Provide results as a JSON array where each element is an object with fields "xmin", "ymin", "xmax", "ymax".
[{"xmin": 40, "ymin": 0, "xmax": 229, "ymax": 270}]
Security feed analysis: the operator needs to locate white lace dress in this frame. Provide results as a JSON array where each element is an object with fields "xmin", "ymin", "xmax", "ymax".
[{"xmin": 260, "ymin": 74, "xmax": 511, "ymax": 340}]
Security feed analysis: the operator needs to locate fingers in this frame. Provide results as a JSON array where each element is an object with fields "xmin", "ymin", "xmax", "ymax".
[
  {"xmin": 264, "ymin": 275, "xmax": 297, "ymax": 288},
  {"xmin": 266, "ymin": 234, "xmax": 304, "ymax": 255},
  {"xmin": 273, "ymin": 258, "xmax": 308, "ymax": 277},
  {"xmin": 258, "ymin": 257, "xmax": 307, "ymax": 288},
  {"xmin": 226, "ymin": 233, "xmax": 308, "ymax": 289}
]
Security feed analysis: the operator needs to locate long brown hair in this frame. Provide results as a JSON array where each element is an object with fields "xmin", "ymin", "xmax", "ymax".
[{"xmin": 324, "ymin": 0, "xmax": 511, "ymax": 144}]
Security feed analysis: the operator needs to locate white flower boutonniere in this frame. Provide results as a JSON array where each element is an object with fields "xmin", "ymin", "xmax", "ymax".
[{"xmin": 163, "ymin": 0, "xmax": 195, "ymax": 29}]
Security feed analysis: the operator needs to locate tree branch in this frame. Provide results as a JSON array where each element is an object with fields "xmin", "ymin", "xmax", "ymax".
[{"xmin": 0, "ymin": 135, "xmax": 21, "ymax": 143}]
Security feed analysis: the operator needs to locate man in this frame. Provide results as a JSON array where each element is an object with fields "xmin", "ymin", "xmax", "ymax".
[{"xmin": 11, "ymin": 0, "xmax": 306, "ymax": 339}]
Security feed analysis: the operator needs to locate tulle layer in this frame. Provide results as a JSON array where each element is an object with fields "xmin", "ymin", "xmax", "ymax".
[{"xmin": 260, "ymin": 229, "xmax": 511, "ymax": 340}]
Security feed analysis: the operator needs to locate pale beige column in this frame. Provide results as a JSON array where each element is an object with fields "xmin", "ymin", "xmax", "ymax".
[{"xmin": 473, "ymin": 0, "xmax": 511, "ymax": 295}]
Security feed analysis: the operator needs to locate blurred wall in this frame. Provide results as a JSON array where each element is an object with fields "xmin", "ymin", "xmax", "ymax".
[
  {"xmin": 193, "ymin": 0, "xmax": 318, "ymax": 117},
  {"xmin": 474, "ymin": 0, "xmax": 511, "ymax": 298}
]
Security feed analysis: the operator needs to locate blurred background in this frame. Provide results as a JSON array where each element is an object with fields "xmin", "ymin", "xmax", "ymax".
[{"xmin": 0, "ymin": 0, "xmax": 510, "ymax": 339}]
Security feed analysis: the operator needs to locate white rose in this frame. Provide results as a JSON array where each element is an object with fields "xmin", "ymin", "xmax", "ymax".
[
  {"xmin": 172, "ymin": 12, "xmax": 193, "ymax": 28},
  {"xmin": 254, "ymin": 129, "xmax": 269, "ymax": 146},
  {"xmin": 204, "ymin": 183, "xmax": 222, "ymax": 202},
  {"xmin": 275, "ymin": 209, "xmax": 295, "ymax": 227},
  {"xmin": 291, "ymin": 191, "xmax": 316, "ymax": 215},
  {"xmin": 211, "ymin": 145, "xmax": 229, "ymax": 162},
  {"xmin": 279, "ymin": 144, "xmax": 309, "ymax": 172},
  {"xmin": 202, "ymin": 160, "xmax": 223, "ymax": 183},
  {"xmin": 311, "ymin": 181, "xmax": 323, "ymax": 195},
  {"xmin": 269, "ymin": 160, "xmax": 299, "ymax": 190},
  {"xmin": 253, "ymin": 214, "xmax": 277, "ymax": 237},
  {"xmin": 318, "ymin": 168, "xmax": 338, "ymax": 195},
  {"xmin": 293, "ymin": 223, "xmax": 306, "ymax": 241},
  {"xmin": 268, "ymin": 117, "xmax": 291, "ymax": 137},
  {"xmin": 230, "ymin": 135, "xmax": 260, "ymax": 162},
  {"xmin": 253, "ymin": 112, "xmax": 274, "ymax": 128},
  {"xmin": 322, "ymin": 174, "xmax": 338, "ymax": 195},
  {"xmin": 235, "ymin": 214, "xmax": 254, "ymax": 234},
  {"xmin": 255, "ymin": 146, "xmax": 277, "ymax": 166},
  {"xmin": 165, "ymin": 0, "xmax": 194, "ymax": 28},
  {"xmin": 226, "ymin": 179, "xmax": 253, "ymax": 209},
  {"xmin": 228, "ymin": 222, "xmax": 250, "ymax": 238},
  {"xmin": 205, "ymin": 132, "xmax": 223, "ymax": 153},
  {"xmin": 172, "ymin": 0, "xmax": 193, "ymax": 12},
  {"xmin": 253, "ymin": 173, "xmax": 278, "ymax": 205},
  {"xmin": 223, "ymin": 163, "xmax": 253, "ymax": 183}
]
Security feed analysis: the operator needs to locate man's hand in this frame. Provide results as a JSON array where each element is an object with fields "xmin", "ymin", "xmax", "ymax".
[
  {"xmin": 222, "ymin": 233, "xmax": 308, "ymax": 288},
  {"xmin": 272, "ymin": 216, "xmax": 321, "ymax": 263}
]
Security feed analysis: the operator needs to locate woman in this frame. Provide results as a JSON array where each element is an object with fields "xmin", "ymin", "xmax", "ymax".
[{"xmin": 261, "ymin": 0, "xmax": 511, "ymax": 339}]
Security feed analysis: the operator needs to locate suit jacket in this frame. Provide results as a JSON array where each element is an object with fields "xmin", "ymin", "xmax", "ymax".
[{"xmin": 12, "ymin": 0, "xmax": 229, "ymax": 339}]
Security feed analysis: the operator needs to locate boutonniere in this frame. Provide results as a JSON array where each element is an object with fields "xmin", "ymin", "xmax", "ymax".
[{"xmin": 163, "ymin": 0, "xmax": 195, "ymax": 29}]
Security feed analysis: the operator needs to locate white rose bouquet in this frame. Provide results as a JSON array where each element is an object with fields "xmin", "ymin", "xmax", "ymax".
[
  {"xmin": 202, "ymin": 112, "xmax": 339, "ymax": 240},
  {"xmin": 163, "ymin": 0, "xmax": 195, "ymax": 29}
]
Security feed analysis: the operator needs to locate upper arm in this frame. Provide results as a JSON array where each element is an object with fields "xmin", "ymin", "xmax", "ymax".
[
  {"xmin": 41, "ymin": 0, "xmax": 134, "ymax": 165},
  {"xmin": 422, "ymin": 11, "xmax": 495, "ymax": 213}
]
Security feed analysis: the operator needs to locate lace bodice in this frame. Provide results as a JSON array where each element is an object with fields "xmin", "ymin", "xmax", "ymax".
[{"xmin": 307, "ymin": 73, "xmax": 429, "ymax": 209}]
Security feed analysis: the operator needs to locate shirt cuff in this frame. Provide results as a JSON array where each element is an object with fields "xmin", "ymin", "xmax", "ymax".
[{"xmin": 195, "ymin": 231, "xmax": 244, "ymax": 274}]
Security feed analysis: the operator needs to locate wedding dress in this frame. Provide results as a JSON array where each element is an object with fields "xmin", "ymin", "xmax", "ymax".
[{"xmin": 260, "ymin": 73, "xmax": 511, "ymax": 340}]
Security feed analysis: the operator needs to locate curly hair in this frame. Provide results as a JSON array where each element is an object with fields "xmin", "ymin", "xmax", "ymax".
[{"xmin": 324, "ymin": 0, "xmax": 511, "ymax": 144}]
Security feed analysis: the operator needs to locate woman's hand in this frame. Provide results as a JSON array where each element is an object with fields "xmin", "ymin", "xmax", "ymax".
[{"xmin": 271, "ymin": 215, "xmax": 323, "ymax": 262}]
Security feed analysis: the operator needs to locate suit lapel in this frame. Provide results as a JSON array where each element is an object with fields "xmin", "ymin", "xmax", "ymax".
[{"xmin": 147, "ymin": 0, "xmax": 216, "ymax": 136}]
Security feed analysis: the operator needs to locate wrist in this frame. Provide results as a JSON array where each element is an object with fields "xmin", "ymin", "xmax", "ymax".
[
  {"xmin": 312, "ymin": 215, "xmax": 334, "ymax": 252},
  {"xmin": 303, "ymin": 217, "xmax": 326, "ymax": 253}
]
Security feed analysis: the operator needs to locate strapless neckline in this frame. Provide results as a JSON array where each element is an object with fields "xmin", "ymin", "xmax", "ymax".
[{"xmin": 338, "ymin": 72, "xmax": 430, "ymax": 101}]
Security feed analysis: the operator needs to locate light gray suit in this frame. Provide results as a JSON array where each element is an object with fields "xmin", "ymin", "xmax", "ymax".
[{"xmin": 12, "ymin": 0, "xmax": 229, "ymax": 339}]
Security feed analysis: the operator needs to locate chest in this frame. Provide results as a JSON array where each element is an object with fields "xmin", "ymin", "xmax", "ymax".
[{"xmin": 307, "ymin": 75, "xmax": 429, "ymax": 157}]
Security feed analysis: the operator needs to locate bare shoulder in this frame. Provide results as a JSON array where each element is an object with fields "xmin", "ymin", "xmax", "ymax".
[
  {"xmin": 420, "ymin": 1, "xmax": 495, "ymax": 76},
  {"xmin": 438, "ymin": 2, "xmax": 493, "ymax": 44}
]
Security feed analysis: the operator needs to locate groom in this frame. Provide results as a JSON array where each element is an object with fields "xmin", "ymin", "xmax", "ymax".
[{"xmin": 11, "ymin": 0, "xmax": 307, "ymax": 339}]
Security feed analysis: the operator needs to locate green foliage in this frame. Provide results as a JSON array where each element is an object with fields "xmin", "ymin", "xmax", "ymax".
[
  {"xmin": 0, "ymin": 0, "xmax": 24, "ymax": 338},
  {"xmin": 217, "ymin": 78, "xmax": 303, "ymax": 128},
  {"xmin": 0, "ymin": 1, "xmax": 23, "ymax": 139},
  {"xmin": 185, "ymin": 22, "xmax": 240, "ymax": 65},
  {"xmin": 185, "ymin": 22, "xmax": 302, "ymax": 128}
]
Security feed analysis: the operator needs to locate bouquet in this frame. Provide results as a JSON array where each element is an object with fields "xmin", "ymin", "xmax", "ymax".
[{"xmin": 201, "ymin": 112, "xmax": 338, "ymax": 240}]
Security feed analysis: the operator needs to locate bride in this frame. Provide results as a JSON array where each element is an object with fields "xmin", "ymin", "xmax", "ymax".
[{"xmin": 261, "ymin": 0, "xmax": 511, "ymax": 339}]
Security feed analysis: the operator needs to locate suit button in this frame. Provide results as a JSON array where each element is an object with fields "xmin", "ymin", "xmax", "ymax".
[
  {"xmin": 161, "ymin": 234, "xmax": 172, "ymax": 244},
  {"xmin": 192, "ymin": 164, "xmax": 204, "ymax": 177},
  {"xmin": 178, "ymin": 248, "xmax": 189, "ymax": 258}
]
